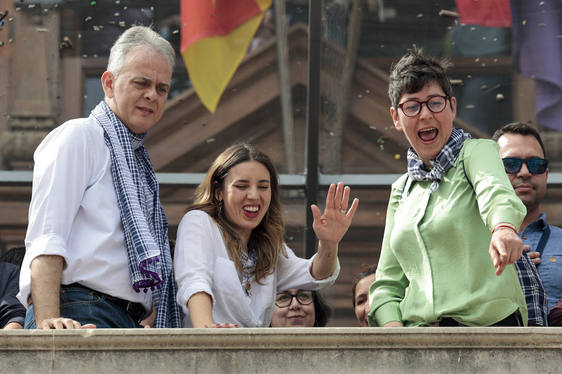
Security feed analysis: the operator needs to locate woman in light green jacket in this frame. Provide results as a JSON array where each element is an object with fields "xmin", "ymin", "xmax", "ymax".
[{"xmin": 369, "ymin": 49, "xmax": 528, "ymax": 327}]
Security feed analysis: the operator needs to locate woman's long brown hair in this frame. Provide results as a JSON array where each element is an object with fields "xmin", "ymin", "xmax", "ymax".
[{"xmin": 187, "ymin": 144, "xmax": 286, "ymax": 282}]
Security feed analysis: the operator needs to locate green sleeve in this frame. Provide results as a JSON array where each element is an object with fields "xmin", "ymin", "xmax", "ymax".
[
  {"xmin": 463, "ymin": 140, "xmax": 526, "ymax": 231},
  {"xmin": 368, "ymin": 175, "xmax": 409, "ymax": 326}
]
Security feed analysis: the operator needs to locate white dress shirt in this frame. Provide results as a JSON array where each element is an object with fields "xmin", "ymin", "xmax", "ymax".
[
  {"xmin": 175, "ymin": 210, "xmax": 340, "ymax": 327},
  {"xmin": 18, "ymin": 117, "xmax": 151, "ymax": 310}
]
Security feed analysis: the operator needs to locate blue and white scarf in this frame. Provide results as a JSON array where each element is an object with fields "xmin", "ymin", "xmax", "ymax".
[
  {"xmin": 407, "ymin": 128, "xmax": 472, "ymax": 194},
  {"xmin": 92, "ymin": 101, "xmax": 181, "ymax": 328}
]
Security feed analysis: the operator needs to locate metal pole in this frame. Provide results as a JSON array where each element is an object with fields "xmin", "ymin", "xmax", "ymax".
[
  {"xmin": 326, "ymin": 0, "xmax": 363, "ymax": 172},
  {"xmin": 305, "ymin": 0, "xmax": 322, "ymax": 258},
  {"xmin": 274, "ymin": 0, "xmax": 296, "ymax": 174}
]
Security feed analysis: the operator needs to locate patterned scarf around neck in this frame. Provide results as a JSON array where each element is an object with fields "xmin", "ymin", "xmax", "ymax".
[
  {"xmin": 91, "ymin": 101, "xmax": 181, "ymax": 328},
  {"xmin": 240, "ymin": 247, "xmax": 257, "ymax": 297},
  {"xmin": 407, "ymin": 127, "xmax": 472, "ymax": 194}
]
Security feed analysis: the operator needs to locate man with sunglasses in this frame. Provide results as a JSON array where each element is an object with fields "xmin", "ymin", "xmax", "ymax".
[{"xmin": 494, "ymin": 122, "xmax": 562, "ymax": 322}]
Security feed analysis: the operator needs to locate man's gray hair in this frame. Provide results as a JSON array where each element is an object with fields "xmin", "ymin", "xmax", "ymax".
[{"xmin": 107, "ymin": 26, "xmax": 175, "ymax": 77}]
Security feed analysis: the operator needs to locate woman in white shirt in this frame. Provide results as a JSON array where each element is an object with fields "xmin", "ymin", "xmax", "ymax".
[{"xmin": 175, "ymin": 144, "xmax": 358, "ymax": 327}]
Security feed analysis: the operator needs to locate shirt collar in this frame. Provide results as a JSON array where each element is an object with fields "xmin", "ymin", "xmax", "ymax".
[
  {"xmin": 537, "ymin": 213, "xmax": 548, "ymax": 228},
  {"xmin": 527, "ymin": 213, "xmax": 548, "ymax": 231}
]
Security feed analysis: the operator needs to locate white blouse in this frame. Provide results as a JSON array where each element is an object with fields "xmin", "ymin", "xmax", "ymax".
[{"xmin": 174, "ymin": 210, "xmax": 339, "ymax": 327}]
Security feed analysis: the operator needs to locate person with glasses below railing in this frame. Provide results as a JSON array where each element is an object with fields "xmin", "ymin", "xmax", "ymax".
[
  {"xmin": 370, "ymin": 48, "xmax": 528, "ymax": 328},
  {"xmin": 270, "ymin": 289, "xmax": 331, "ymax": 327},
  {"xmin": 494, "ymin": 122, "xmax": 561, "ymax": 325}
]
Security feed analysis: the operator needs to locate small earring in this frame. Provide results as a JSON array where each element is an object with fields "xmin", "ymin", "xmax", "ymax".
[{"xmin": 217, "ymin": 200, "xmax": 224, "ymax": 215}]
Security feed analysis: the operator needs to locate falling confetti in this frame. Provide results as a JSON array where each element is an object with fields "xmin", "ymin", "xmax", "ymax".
[
  {"xmin": 438, "ymin": 9, "xmax": 459, "ymax": 18},
  {"xmin": 394, "ymin": 154, "xmax": 401, "ymax": 160},
  {"xmin": 465, "ymin": 105, "xmax": 475, "ymax": 109},
  {"xmin": 59, "ymin": 36, "xmax": 73, "ymax": 50}
]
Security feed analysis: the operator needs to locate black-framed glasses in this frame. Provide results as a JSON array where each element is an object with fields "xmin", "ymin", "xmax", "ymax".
[
  {"xmin": 397, "ymin": 95, "xmax": 449, "ymax": 117},
  {"xmin": 502, "ymin": 157, "xmax": 549, "ymax": 175},
  {"xmin": 275, "ymin": 291, "xmax": 313, "ymax": 308}
]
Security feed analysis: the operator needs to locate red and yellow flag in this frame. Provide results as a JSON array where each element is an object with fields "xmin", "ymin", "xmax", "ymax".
[{"xmin": 180, "ymin": 0, "xmax": 272, "ymax": 113}]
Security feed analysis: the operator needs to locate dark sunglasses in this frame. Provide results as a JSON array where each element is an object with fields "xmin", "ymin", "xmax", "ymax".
[{"xmin": 502, "ymin": 157, "xmax": 548, "ymax": 175}]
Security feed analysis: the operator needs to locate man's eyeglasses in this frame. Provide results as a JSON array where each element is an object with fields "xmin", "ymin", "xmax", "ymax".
[
  {"xmin": 275, "ymin": 291, "xmax": 313, "ymax": 308},
  {"xmin": 397, "ymin": 95, "xmax": 449, "ymax": 117},
  {"xmin": 502, "ymin": 157, "xmax": 549, "ymax": 175}
]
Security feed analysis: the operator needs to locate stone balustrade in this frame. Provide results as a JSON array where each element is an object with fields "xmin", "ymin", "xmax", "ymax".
[{"xmin": 2, "ymin": 327, "xmax": 561, "ymax": 373}]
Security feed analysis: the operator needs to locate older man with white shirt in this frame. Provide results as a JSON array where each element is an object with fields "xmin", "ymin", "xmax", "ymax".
[{"xmin": 19, "ymin": 26, "xmax": 181, "ymax": 329}]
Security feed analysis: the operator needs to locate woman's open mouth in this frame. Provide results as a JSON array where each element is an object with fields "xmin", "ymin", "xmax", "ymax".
[
  {"xmin": 418, "ymin": 128, "xmax": 438, "ymax": 143},
  {"xmin": 243, "ymin": 205, "xmax": 260, "ymax": 218}
]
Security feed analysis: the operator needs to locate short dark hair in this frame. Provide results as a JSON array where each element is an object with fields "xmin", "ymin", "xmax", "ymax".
[
  {"xmin": 0, "ymin": 246, "xmax": 25, "ymax": 267},
  {"xmin": 351, "ymin": 265, "xmax": 377, "ymax": 308},
  {"xmin": 313, "ymin": 291, "xmax": 332, "ymax": 327},
  {"xmin": 492, "ymin": 122, "xmax": 547, "ymax": 158},
  {"xmin": 388, "ymin": 47, "xmax": 453, "ymax": 110}
]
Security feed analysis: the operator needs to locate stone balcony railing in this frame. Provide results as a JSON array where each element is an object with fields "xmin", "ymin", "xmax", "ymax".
[{"xmin": 2, "ymin": 327, "xmax": 562, "ymax": 373}]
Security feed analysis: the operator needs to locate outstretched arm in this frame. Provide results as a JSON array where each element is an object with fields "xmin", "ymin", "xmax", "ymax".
[
  {"xmin": 489, "ymin": 224, "xmax": 529, "ymax": 276},
  {"xmin": 310, "ymin": 182, "xmax": 359, "ymax": 280}
]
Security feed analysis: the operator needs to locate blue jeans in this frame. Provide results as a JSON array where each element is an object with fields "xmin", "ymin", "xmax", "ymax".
[{"xmin": 24, "ymin": 285, "xmax": 141, "ymax": 329}]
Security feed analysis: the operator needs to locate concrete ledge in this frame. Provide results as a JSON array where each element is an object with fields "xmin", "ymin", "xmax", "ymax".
[{"xmin": 2, "ymin": 328, "xmax": 562, "ymax": 373}]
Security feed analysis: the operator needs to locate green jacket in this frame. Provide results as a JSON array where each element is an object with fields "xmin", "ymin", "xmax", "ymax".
[{"xmin": 369, "ymin": 139, "xmax": 528, "ymax": 327}]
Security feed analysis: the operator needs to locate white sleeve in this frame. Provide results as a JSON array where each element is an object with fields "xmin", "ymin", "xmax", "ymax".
[
  {"xmin": 24, "ymin": 123, "xmax": 98, "ymax": 265},
  {"xmin": 174, "ymin": 211, "xmax": 218, "ymax": 316},
  {"xmin": 19, "ymin": 121, "xmax": 101, "ymax": 306},
  {"xmin": 275, "ymin": 245, "xmax": 340, "ymax": 292}
]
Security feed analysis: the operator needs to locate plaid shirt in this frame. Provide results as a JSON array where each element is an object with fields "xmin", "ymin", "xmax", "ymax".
[{"xmin": 514, "ymin": 250, "xmax": 548, "ymax": 326}]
